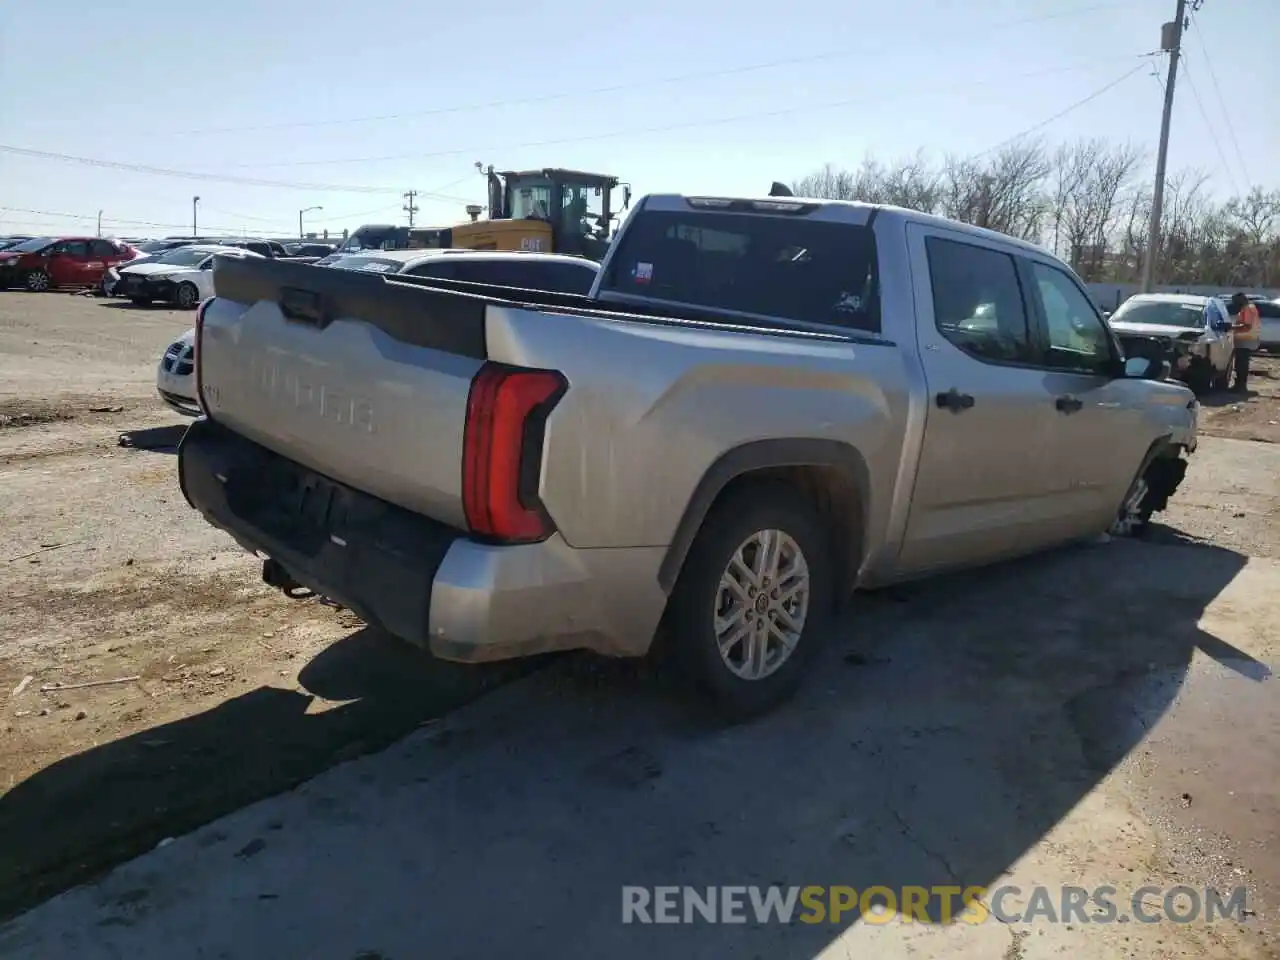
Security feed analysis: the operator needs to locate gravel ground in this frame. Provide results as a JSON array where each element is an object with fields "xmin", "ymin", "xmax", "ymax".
[{"xmin": 0, "ymin": 292, "xmax": 1277, "ymax": 957}]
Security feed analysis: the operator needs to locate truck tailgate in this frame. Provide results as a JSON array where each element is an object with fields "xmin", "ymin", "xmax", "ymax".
[{"xmin": 198, "ymin": 255, "xmax": 489, "ymax": 529}]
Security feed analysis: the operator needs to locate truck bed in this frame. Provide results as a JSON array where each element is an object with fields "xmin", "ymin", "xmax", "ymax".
[{"xmin": 198, "ymin": 254, "xmax": 894, "ymax": 546}]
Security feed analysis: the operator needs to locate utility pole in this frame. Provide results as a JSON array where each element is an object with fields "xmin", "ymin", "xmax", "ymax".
[
  {"xmin": 299, "ymin": 205, "xmax": 323, "ymax": 240},
  {"xmin": 403, "ymin": 190, "xmax": 419, "ymax": 227},
  {"xmin": 96, "ymin": 210, "xmax": 103, "ymax": 237},
  {"xmin": 1140, "ymin": 0, "xmax": 1189, "ymax": 293},
  {"xmin": 192, "ymin": 196, "xmax": 200, "ymax": 236}
]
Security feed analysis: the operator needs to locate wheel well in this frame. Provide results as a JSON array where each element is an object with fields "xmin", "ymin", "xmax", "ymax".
[{"xmin": 678, "ymin": 464, "xmax": 864, "ymax": 605}]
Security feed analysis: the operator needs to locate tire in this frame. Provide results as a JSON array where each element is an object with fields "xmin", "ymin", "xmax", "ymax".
[
  {"xmin": 25, "ymin": 270, "xmax": 50, "ymax": 292},
  {"xmin": 1185, "ymin": 361, "xmax": 1213, "ymax": 395},
  {"xmin": 664, "ymin": 481, "xmax": 833, "ymax": 720},
  {"xmin": 130, "ymin": 296, "xmax": 151, "ymax": 307},
  {"xmin": 175, "ymin": 282, "xmax": 199, "ymax": 309},
  {"xmin": 1110, "ymin": 472, "xmax": 1152, "ymax": 537}
]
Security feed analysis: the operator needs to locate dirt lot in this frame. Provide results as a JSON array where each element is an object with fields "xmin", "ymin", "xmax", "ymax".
[
  {"xmin": 0, "ymin": 293, "xmax": 529, "ymax": 917},
  {"xmin": 1, "ymin": 292, "xmax": 1278, "ymax": 946}
]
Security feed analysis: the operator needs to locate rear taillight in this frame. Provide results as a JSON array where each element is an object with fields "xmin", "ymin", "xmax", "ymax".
[
  {"xmin": 462, "ymin": 362, "xmax": 566, "ymax": 543},
  {"xmin": 193, "ymin": 297, "xmax": 213, "ymax": 414}
]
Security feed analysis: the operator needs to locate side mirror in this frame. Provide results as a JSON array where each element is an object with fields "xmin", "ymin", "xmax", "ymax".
[{"xmin": 1123, "ymin": 356, "xmax": 1170, "ymax": 380}]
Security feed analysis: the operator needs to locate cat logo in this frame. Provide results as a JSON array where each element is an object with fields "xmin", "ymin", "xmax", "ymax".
[{"xmin": 520, "ymin": 236, "xmax": 547, "ymax": 252}]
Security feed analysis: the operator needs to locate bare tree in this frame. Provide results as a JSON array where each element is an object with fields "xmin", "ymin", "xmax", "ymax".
[
  {"xmin": 791, "ymin": 164, "xmax": 858, "ymax": 200},
  {"xmin": 791, "ymin": 138, "xmax": 1280, "ymax": 289},
  {"xmin": 1050, "ymin": 139, "xmax": 1144, "ymax": 279}
]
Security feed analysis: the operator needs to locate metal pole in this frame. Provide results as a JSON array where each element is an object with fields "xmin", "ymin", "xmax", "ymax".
[
  {"xmin": 1140, "ymin": 0, "xmax": 1187, "ymax": 292},
  {"xmin": 299, "ymin": 210, "xmax": 303, "ymax": 240},
  {"xmin": 192, "ymin": 196, "xmax": 200, "ymax": 235},
  {"xmin": 96, "ymin": 210, "xmax": 102, "ymax": 237}
]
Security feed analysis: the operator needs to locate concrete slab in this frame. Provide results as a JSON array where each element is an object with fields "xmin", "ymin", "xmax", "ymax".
[{"xmin": 2, "ymin": 530, "xmax": 1276, "ymax": 959}]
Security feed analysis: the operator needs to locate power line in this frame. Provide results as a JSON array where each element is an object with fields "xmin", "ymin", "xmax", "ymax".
[
  {"xmin": 1177, "ymin": 59, "xmax": 1242, "ymax": 195},
  {"xmin": 199, "ymin": 204, "xmax": 295, "ymax": 226},
  {"xmin": 214, "ymin": 54, "xmax": 1155, "ymax": 170},
  {"xmin": 0, "ymin": 205, "xmax": 287, "ymax": 233},
  {"xmin": 0, "ymin": 54, "xmax": 1156, "ymax": 199},
  {"xmin": 971, "ymin": 62, "xmax": 1151, "ymax": 158},
  {"xmin": 0, "ymin": 145, "xmax": 480, "ymax": 199},
  {"xmin": 1185, "ymin": 17, "xmax": 1251, "ymax": 188},
  {"xmin": 80, "ymin": 2, "xmax": 1132, "ymax": 138}
]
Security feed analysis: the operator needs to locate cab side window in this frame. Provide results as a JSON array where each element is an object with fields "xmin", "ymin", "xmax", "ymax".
[
  {"xmin": 925, "ymin": 236, "xmax": 1035, "ymax": 364},
  {"xmin": 55, "ymin": 241, "xmax": 91, "ymax": 257},
  {"xmin": 90, "ymin": 239, "xmax": 117, "ymax": 258},
  {"xmin": 1030, "ymin": 262, "xmax": 1114, "ymax": 375}
]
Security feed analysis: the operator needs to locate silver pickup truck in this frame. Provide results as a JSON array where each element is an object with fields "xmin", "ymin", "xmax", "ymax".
[{"xmin": 178, "ymin": 194, "xmax": 1198, "ymax": 717}]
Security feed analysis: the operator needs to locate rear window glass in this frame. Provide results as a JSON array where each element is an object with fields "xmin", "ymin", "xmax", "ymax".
[{"xmin": 602, "ymin": 209, "xmax": 879, "ymax": 331}]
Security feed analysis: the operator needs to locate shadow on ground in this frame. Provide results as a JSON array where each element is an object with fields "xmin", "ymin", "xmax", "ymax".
[
  {"xmin": 0, "ymin": 632, "xmax": 539, "ymax": 919},
  {"xmin": 0, "ymin": 536, "xmax": 1269, "ymax": 956},
  {"xmin": 1199, "ymin": 388, "xmax": 1260, "ymax": 407},
  {"xmin": 116, "ymin": 425, "xmax": 188, "ymax": 454},
  {"xmin": 97, "ymin": 301, "xmax": 183, "ymax": 311}
]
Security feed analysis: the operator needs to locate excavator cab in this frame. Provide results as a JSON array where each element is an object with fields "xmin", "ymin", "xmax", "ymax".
[{"xmin": 460, "ymin": 167, "xmax": 630, "ymax": 261}]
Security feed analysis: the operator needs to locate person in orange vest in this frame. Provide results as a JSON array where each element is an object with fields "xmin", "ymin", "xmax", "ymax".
[{"xmin": 1228, "ymin": 292, "xmax": 1261, "ymax": 393}]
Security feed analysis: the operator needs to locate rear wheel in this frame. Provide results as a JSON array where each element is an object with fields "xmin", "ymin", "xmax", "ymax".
[
  {"xmin": 665, "ymin": 482, "xmax": 833, "ymax": 719},
  {"xmin": 175, "ymin": 282, "xmax": 199, "ymax": 309},
  {"xmin": 24, "ymin": 270, "xmax": 50, "ymax": 292}
]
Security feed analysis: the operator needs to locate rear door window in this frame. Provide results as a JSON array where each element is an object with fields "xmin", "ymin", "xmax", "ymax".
[
  {"xmin": 601, "ymin": 208, "xmax": 879, "ymax": 332},
  {"xmin": 925, "ymin": 237, "xmax": 1036, "ymax": 364}
]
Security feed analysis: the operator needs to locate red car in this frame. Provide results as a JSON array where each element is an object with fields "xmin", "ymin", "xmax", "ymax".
[{"xmin": 0, "ymin": 236, "xmax": 140, "ymax": 292}]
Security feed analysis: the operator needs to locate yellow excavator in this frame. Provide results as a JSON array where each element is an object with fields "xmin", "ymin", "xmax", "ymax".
[{"xmin": 339, "ymin": 167, "xmax": 631, "ymax": 262}]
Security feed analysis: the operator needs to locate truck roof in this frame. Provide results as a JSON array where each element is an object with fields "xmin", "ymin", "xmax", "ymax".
[{"xmin": 644, "ymin": 193, "xmax": 1056, "ymax": 259}]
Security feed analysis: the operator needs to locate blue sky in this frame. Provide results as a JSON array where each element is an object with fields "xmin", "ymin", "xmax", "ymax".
[{"xmin": 0, "ymin": 0, "xmax": 1274, "ymax": 240}]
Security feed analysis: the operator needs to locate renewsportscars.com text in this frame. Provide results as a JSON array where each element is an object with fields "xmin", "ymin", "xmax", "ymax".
[{"xmin": 621, "ymin": 885, "xmax": 1250, "ymax": 925}]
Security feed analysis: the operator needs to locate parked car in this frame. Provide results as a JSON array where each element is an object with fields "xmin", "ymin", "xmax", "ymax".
[
  {"xmin": 1106, "ymin": 293, "xmax": 1235, "ymax": 392},
  {"xmin": 178, "ymin": 192, "xmax": 1198, "ymax": 718},
  {"xmin": 0, "ymin": 236, "xmax": 33, "ymax": 251},
  {"xmin": 286, "ymin": 242, "xmax": 336, "ymax": 258},
  {"xmin": 0, "ymin": 236, "xmax": 139, "ymax": 292},
  {"xmin": 117, "ymin": 244, "xmax": 263, "ymax": 308},
  {"xmin": 156, "ymin": 329, "xmax": 199, "ymax": 416},
  {"xmin": 1246, "ymin": 296, "xmax": 1280, "ymax": 351},
  {"xmin": 325, "ymin": 248, "xmax": 601, "ymax": 294},
  {"xmin": 133, "ymin": 239, "xmax": 200, "ymax": 255}
]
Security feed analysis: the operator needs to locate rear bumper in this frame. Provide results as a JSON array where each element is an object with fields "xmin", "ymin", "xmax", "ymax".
[{"xmin": 178, "ymin": 419, "xmax": 665, "ymax": 662}]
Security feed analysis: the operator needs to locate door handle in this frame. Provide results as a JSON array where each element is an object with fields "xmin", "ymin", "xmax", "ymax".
[
  {"xmin": 935, "ymin": 388, "xmax": 976, "ymax": 412},
  {"xmin": 1055, "ymin": 395, "xmax": 1084, "ymax": 414}
]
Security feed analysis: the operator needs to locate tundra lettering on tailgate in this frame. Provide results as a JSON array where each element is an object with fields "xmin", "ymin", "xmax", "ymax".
[{"xmin": 249, "ymin": 355, "xmax": 375, "ymax": 433}]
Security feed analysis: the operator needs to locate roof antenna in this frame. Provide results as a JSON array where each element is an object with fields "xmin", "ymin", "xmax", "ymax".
[{"xmin": 768, "ymin": 181, "xmax": 794, "ymax": 197}]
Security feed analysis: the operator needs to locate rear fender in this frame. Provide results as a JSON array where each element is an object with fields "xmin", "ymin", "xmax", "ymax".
[{"xmin": 657, "ymin": 438, "xmax": 870, "ymax": 594}]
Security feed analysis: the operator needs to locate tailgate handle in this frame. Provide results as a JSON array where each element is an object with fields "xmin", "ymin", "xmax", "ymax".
[{"xmin": 279, "ymin": 286, "xmax": 330, "ymax": 327}]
